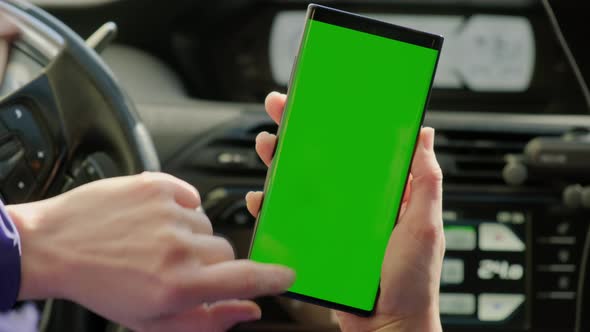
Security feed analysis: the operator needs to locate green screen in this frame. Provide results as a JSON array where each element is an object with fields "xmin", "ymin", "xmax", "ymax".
[{"xmin": 250, "ymin": 16, "xmax": 439, "ymax": 312}]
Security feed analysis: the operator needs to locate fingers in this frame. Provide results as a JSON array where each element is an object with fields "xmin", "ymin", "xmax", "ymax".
[
  {"xmin": 141, "ymin": 172, "xmax": 201, "ymax": 210},
  {"xmin": 206, "ymin": 300, "xmax": 261, "ymax": 331},
  {"xmin": 264, "ymin": 92, "xmax": 287, "ymax": 125},
  {"xmin": 400, "ymin": 127, "xmax": 444, "ymax": 239},
  {"xmin": 0, "ymin": 14, "xmax": 19, "ymax": 39},
  {"xmin": 184, "ymin": 234, "xmax": 235, "ymax": 265},
  {"xmin": 175, "ymin": 207, "xmax": 213, "ymax": 235},
  {"xmin": 255, "ymin": 131, "xmax": 277, "ymax": 167},
  {"xmin": 245, "ymin": 191, "xmax": 263, "ymax": 217},
  {"xmin": 408, "ymin": 128, "xmax": 442, "ymax": 204},
  {"xmin": 176, "ymin": 260, "xmax": 294, "ymax": 307},
  {"xmin": 145, "ymin": 300, "xmax": 261, "ymax": 332}
]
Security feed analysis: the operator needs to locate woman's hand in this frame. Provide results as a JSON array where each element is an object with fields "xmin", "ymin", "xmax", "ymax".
[
  {"xmin": 246, "ymin": 92, "xmax": 445, "ymax": 332},
  {"xmin": 9, "ymin": 172, "xmax": 295, "ymax": 332}
]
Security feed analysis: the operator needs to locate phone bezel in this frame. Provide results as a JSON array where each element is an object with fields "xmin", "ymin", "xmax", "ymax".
[{"xmin": 248, "ymin": 3, "xmax": 443, "ymax": 317}]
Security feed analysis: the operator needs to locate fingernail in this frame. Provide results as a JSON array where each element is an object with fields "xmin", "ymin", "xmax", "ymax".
[
  {"xmin": 255, "ymin": 131, "xmax": 269, "ymax": 144},
  {"xmin": 421, "ymin": 127, "xmax": 435, "ymax": 151},
  {"xmin": 273, "ymin": 266, "xmax": 296, "ymax": 287},
  {"xmin": 239, "ymin": 307, "xmax": 262, "ymax": 322}
]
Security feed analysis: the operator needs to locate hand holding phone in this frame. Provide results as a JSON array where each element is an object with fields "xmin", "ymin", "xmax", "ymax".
[
  {"xmin": 248, "ymin": 93, "xmax": 445, "ymax": 331},
  {"xmin": 249, "ymin": 3, "xmax": 443, "ymax": 317}
]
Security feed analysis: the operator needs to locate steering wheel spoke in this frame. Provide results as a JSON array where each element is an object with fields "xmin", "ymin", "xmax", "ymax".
[{"xmin": 0, "ymin": 0, "xmax": 160, "ymax": 204}]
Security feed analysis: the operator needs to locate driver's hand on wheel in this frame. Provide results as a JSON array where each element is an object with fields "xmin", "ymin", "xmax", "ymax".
[
  {"xmin": 7, "ymin": 172, "xmax": 295, "ymax": 332},
  {"xmin": 246, "ymin": 92, "xmax": 445, "ymax": 332}
]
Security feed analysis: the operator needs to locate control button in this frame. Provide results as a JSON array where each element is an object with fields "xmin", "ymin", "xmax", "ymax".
[
  {"xmin": 218, "ymin": 152, "xmax": 247, "ymax": 165},
  {"xmin": 536, "ymin": 272, "xmax": 576, "ymax": 292},
  {"xmin": 442, "ymin": 259, "xmax": 464, "ymax": 285},
  {"xmin": 440, "ymin": 293, "xmax": 476, "ymax": 315},
  {"xmin": 558, "ymin": 275, "xmax": 571, "ymax": 290},
  {"xmin": 478, "ymin": 293, "xmax": 524, "ymax": 322},
  {"xmin": 443, "ymin": 210, "xmax": 458, "ymax": 221},
  {"xmin": 512, "ymin": 212, "xmax": 526, "ymax": 224},
  {"xmin": 0, "ymin": 137, "xmax": 22, "ymax": 159},
  {"xmin": 72, "ymin": 159, "xmax": 104, "ymax": 185},
  {"xmin": 60, "ymin": 176, "xmax": 75, "ymax": 193},
  {"xmin": 496, "ymin": 211, "xmax": 526, "ymax": 224},
  {"xmin": 0, "ymin": 119, "xmax": 8, "ymax": 134},
  {"xmin": 2, "ymin": 160, "xmax": 36, "ymax": 203},
  {"xmin": 0, "ymin": 106, "xmax": 39, "ymax": 138},
  {"xmin": 444, "ymin": 226, "xmax": 476, "ymax": 251},
  {"xmin": 556, "ymin": 222, "xmax": 571, "ymax": 235},
  {"xmin": 479, "ymin": 223, "xmax": 524, "ymax": 252},
  {"xmin": 0, "ymin": 105, "xmax": 53, "ymax": 176},
  {"xmin": 0, "ymin": 138, "xmax": 24, "ymax": 180},
  {"xmin": 230, "ymin": 209, "xmax": 253, "ymax": 226},
  {"xmin": 558, "ymin": 249, "xmax": 571, "ymax": 263},
  {"xmin": 497, "ymin": 211, "xmax": 512, "ymax": 223},
  {"xmin": 30, "ymin": 149, "xmax": 49, "ymax": 175},
  {"xmin": 220, "ymin": 202, "xmax": 255, "ymax": 226}
]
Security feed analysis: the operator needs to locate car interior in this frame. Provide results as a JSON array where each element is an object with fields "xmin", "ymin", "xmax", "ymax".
[{"xmin": 1, "ymin": 0, "xmax": 590, "ymax": 331}]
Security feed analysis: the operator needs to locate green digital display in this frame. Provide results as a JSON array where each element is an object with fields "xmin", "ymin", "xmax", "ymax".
[{"xmin": 250, "ymin": 5, "xmax": 442, "ymax": 315}]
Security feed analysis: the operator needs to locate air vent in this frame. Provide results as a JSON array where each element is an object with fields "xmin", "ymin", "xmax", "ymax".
[
  {"xmin": 247, "ymin": 123, "xmax": 279, "ymax": 136},
  {"xmin": 207, "ymin": 123, "xmax": 279, "ymax": 149},
  {"xmin": 436, "ymin": 130, "xmax": 557, "ymax": 184},
  {"xmin": 190, "ymin": 121, "xmax": 278, "ymax": 175}
]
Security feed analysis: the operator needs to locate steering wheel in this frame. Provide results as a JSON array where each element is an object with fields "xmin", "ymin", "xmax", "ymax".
[{"xmin": 0, "ymin": 0, "xmax": 159, "ymax": 330}]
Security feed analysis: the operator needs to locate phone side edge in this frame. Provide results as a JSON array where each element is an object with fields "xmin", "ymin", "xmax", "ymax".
[{"xmin": 247, "ymin": 6, "xmax": 316, "ymax": 260}]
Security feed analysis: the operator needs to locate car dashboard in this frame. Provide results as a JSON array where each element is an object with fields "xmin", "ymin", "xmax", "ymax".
[{"xmin": 18, "ymin": 0, "xmax": 590, "ymax": 331}]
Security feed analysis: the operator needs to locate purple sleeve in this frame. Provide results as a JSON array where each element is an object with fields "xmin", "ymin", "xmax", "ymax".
[{"xmin": 0, "ymin": 200, "xmax": 21, "ymax": 311}]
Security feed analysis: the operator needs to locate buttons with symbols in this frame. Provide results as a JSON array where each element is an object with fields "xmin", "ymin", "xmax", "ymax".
[
  {"xmin": 558, "ymin": 276, "xmax": 571, "ymax": 290},
  {"xmin": 558, "ymin": 249, "xmax": 571, "ymax": 263},
  {"xmin": 445, "ymin": 226, "xmax": 476, "ymax": 251},
  {"xmin": 556, "ymin": 222, "xmax": 570, "ymax": 235},
  {"xmin": 442, "ymin": 258, "xmax": 464, "ymax": 285},
  {"xmin": 440, "ymin": 293, "xmax": 476, "ymax": 315},
  {"xmin": 2, "ymin": 160, "xmax": 36, "ymax": 203},
  {"xmin": 0, "ymin": 105, "xmax": 53, "ymax": 179},
  {"xmin": 479, "ymin": 223, "xmax": 525, "ymax": 252},
  {"xmin": 478, "ymin": 293, "xmax": 525, "ymax": 321}
]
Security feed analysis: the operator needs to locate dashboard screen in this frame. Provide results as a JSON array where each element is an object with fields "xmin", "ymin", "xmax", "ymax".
[{"xmin": 270, "ymin": 12, "xmax": 535, "ymax": 93}]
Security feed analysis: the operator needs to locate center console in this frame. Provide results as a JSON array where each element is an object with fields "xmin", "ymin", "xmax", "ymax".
[{"xmin": 170, "ymin": 110, "xmax": 590, "ymax": 332}]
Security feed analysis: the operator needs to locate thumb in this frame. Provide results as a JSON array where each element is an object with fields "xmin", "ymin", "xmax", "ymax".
[
  {"xmin": 144, "ymin": 300, "xmax": 261, "ymax": 332},
  {"xmin": 399, "ymin": 127, "xmax": 444, "ymax": 244},
  {"xmin": 207, "ymin": 300, "xmax": 262, "ymax": 331}
]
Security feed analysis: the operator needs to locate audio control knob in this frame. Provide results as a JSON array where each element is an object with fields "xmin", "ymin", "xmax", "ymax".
[
  {"xmin": 581, "ymin": 186, "xmax": 590, "ymax": 209},
  {"xmin": 563, "ymin": 184, "xmax": 583, "ymax": 208}
]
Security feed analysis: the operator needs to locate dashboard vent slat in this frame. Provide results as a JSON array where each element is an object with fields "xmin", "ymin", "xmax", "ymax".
[{"xmin": 436, "ymin": 130, "xmax": 557, "ymax": 184}]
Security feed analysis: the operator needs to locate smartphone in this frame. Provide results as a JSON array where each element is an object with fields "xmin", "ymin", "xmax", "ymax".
[{"xmin": 249, "ymin": 4, "xmax": 443, "ymax": 316}]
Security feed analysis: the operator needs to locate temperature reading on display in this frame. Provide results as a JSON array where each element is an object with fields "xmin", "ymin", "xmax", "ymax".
[{"xmin": 478, "ymin": 259, "xmax": 524, "ymax": 281}]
